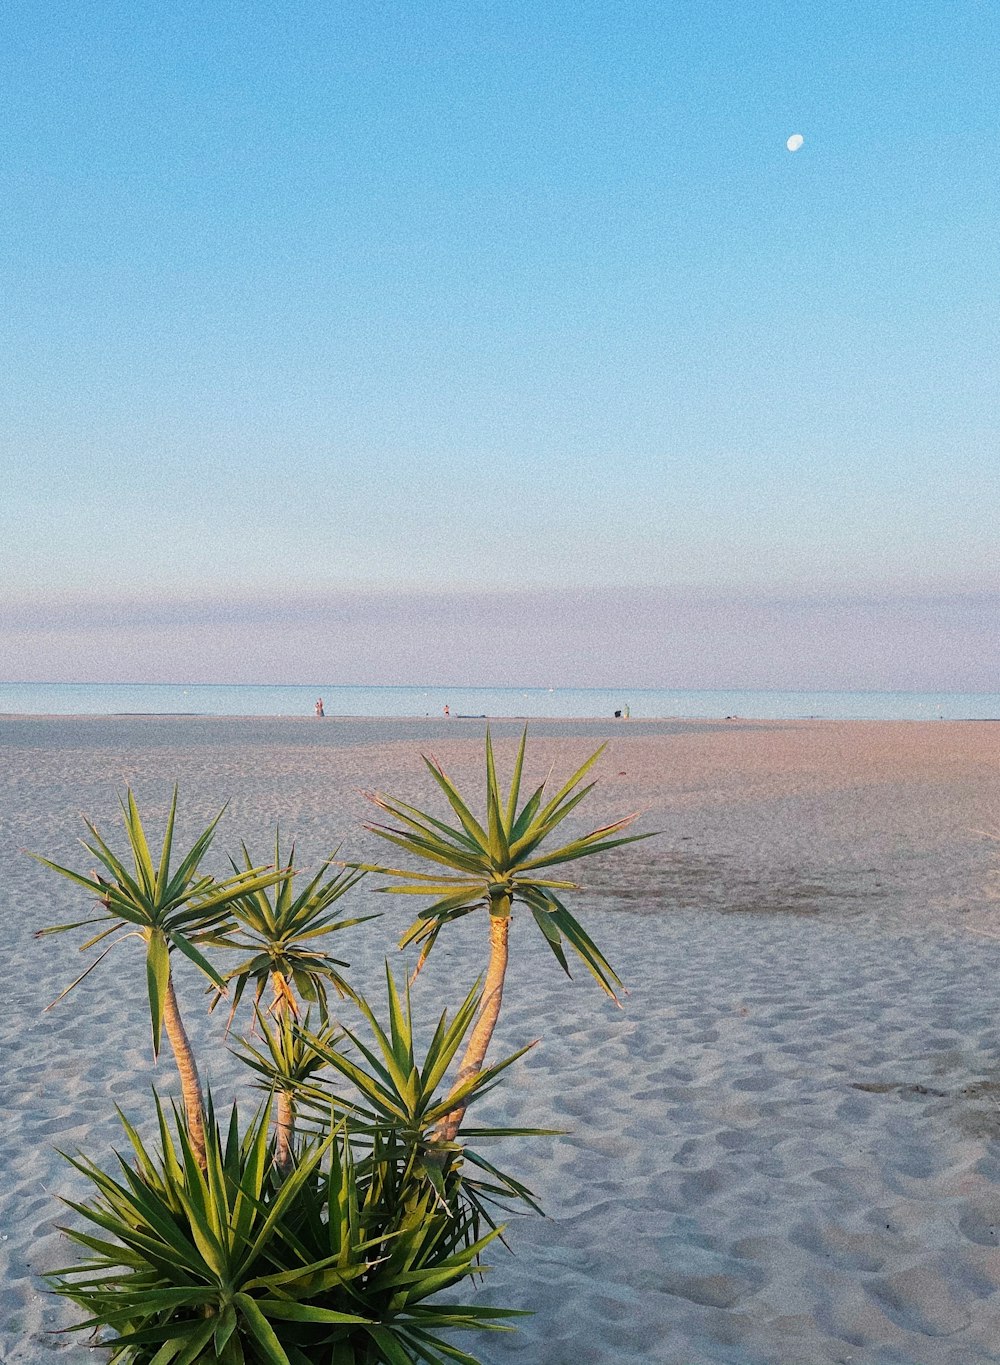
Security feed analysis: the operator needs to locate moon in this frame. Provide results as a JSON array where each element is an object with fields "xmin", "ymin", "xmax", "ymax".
[{"xmin": 786, "ymin": 133, "xmax": 804, "ymax": 152}]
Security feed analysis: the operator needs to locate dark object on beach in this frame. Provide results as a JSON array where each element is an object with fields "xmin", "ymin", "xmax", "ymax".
[{"xmin": 614, "ymin": 709, "xmax": 622, "ymax": 718}]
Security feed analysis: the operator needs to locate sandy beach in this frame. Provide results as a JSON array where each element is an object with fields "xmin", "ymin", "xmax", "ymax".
[{"xmin": 2, "ymin": 714, "xmax": 999, "ymax": 1364}]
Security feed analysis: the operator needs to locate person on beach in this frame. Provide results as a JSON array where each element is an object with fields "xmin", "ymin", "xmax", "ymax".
[
  {"xmin": 443, "ymin": 703, "xmax": 450, "ymax": 718},
  {"xmin": 314, "ymin": 698, "xmax": 325, "ymax": 718}
]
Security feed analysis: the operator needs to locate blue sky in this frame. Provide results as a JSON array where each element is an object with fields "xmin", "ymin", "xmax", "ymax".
[{"xmin": 1, "ymin": 2, "xmax": 996, "ymax": 685}]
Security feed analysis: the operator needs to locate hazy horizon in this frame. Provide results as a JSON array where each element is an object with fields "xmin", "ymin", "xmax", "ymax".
[{"xmin": 1, "ymin": 584, "xmax": 995, "ymax": 692}]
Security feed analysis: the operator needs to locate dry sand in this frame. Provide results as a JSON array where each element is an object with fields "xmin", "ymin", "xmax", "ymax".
[{"xmin": 1, "ymin": 714, "xmax": 999, "ymax": 1364}]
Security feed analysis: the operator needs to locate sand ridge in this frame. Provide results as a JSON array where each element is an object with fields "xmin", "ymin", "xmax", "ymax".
[{"xmin": 1, "ymin": 715, "xmax": 999, "ymax": 1363}]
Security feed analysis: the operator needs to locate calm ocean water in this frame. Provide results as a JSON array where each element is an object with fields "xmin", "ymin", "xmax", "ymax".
[{"xmin": 0, "ymin": 682, "xmax": 996, "ymax": 721}]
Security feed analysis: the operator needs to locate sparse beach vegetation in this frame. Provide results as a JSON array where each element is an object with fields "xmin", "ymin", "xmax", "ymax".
[{"xmin": 31, "ymin": 733, "xmax": 643, "ymax": 1364}]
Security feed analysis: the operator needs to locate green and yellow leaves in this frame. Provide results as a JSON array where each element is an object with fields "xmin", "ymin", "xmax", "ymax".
[
  {"xmin": 364, "ymin": 728, "xmax": 652, "ymax": 999},
  {"xmin": 30, "ymin": 788, "xmax": 286, "ymax": 1055},
  {"xmin": 36, "ymin": 734, "xmax": 651, "ymax": 1365},
  {"xmin": 297, "ymin": 964, "xmax": 531, "ymax": 1142},
  {"xmin": 146, "ymin": 930, "xmax": 170, "ymax": 1057},
  {"xmin": 208, "ymin": 835, "xmax": 373, "ymax": 1026},
  {"xmin": 278, "ymin": 964, "xmax": 551, "ymax": 1246},
  {"xmin": 53, "ymin": 1095, "xmax": 518, "ymax": 1365}
]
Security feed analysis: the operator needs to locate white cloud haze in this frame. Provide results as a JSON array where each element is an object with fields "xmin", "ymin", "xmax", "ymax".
[{"xmin": 0, "ymin": 586, "xmax": 995, "ymax": 692}]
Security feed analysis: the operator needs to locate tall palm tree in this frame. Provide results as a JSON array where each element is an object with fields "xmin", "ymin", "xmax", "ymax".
[
  {"xmin": 32, "ymin": 789, "xmax": 283, "ymax": 1168},
  {"xmin": 361, "ymin": 729, "xmax": 651, "ymax": 1141}
]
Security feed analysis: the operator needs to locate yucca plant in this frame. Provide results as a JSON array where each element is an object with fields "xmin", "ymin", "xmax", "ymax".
[
  {"xmin": 35, "ymin": 741, "xmax": 649, "ymax": 1364},
  {"xmin": 31, "ymin": 790, "xmax": 284, "ymax": 1168},
  {"xmin": 210, "ymin": 837, "xmax": 371, "ymax": 1024},
  {"xmin": 287, "ymin": 965, "xmax": 549, "ymax": 1235},
  {"xmin": 361, "ymin": 730, "xmax": 651, "ymax": 1140},
  {"xmin": 205, "ymin": 835, "xmax": 373, "ymax": 1171},
  {"xmin": 234, "ymin": 1009, "xmax": 343, "ymax": 1177},
  {"xmin": 52, "ymin": 1094, "xmax": 521, "ymax": 1364}
]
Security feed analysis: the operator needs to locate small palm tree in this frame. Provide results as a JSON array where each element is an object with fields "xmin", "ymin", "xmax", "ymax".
[
  {"xmin": 31, "ymin": 789, "xmax": 283, "ymax": 1169},
  {"xmin": 361, "ymin": 729, "xmax": 651, "ymax": 1141},
  {"xmin": 211, "ymin": 836, "xmax": 371, "ymax": 1024},
  {"xmin": 289, "ymin": 964, "xmax": 548, "ymax": 1230},
  {"xmin": 234, "ymin": 1006, "xmax": 341, "ymax": 1175},
  {"xmin": 206, "ymin": 834, "xmax": 373, "ymax": 1171}
]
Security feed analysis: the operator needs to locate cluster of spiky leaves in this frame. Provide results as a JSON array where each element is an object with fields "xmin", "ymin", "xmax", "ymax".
[
  {"xmin": 205, "ymin": 835, "xmax": 374, "ymax": 1026},
  {"xmin": 236, "ymin": 1009, "xmax": 340, "ymax": 1113},
  {"xmin": 362, "ymin": 729, "xmax": 650, "ymax": 998},
  {"xmin": 31, "ymin": 790, "xmax": 285, "ymax": 1055},
  {"xmin": 53, "ymin": 1095, "xmax": 522, "ymax": 1365},
  {"xmin": 284, "ymin": 966, "xmax": 551, "ymax": 1236},
  {"xmin": 36, "ymin": 736, "xmax": 646, "ymax": 1365}
]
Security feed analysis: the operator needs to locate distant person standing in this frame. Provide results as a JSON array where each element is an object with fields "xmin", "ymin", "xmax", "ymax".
[
  {"xmin": 443, "ymin": 703, "xmax": 450, "ymax": 718},
  {"xmin": 314, "ymin": 698, "xmax": 325, "ymax": 718}
]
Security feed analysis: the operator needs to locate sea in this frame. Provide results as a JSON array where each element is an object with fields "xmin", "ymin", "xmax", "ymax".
[{"xmin": 0, "ymin": 683, "xmax": 996, "ymax": 721}]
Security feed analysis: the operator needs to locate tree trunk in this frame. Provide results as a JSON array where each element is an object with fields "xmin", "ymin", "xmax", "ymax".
[
  {"xmin": 162, "ymin": 974, "xmax": 207, "ymax": 1169},
  {"xmin": 272, "ymin": 972, "xmax": 295, "ymax": 1175},
  {"xmin": 435, "ymin": 911, "xmax": 510, "ymax": 1143},
  {"xmin": 275, "ymin": 1090, "xmax": 294, "ymax": 1174}
]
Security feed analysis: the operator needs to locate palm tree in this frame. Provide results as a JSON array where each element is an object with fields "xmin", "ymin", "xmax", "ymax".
[
  {"xmin": 31, "ymin": 789, "xmax": 283, "ymax": 1168},
  {"xmin": 360, "ymin": 729, "xmax": 651, "ymax": 1141},
  {"xmin": 206, "ymin": 833, "xmax": 372, "ymax": 1171}
]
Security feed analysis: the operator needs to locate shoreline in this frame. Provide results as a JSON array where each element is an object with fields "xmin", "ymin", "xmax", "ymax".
[
  {"xmin": 3, "ymin": 684, "xmax": 998, "ymax": 726},
  {"xmin": 2, "ymin": 710, "xmax": 999, "ymax": 722}
]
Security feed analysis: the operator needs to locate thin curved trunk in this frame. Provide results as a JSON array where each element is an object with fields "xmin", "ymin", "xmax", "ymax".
[
  {"xmin": 435, "ymin": 912, "xmax": 510, "ymax": 1143},
  {"xmin": 162, "ymin": 974, "xmax": 207, "ymax": 1169},
  {"xmin": 275, "ymin": 1090, "xmax": 294, "ymax": 1174},
  {"xmin": 272, "ymin": 972, "xmax": 295, "ymax": 1174}
]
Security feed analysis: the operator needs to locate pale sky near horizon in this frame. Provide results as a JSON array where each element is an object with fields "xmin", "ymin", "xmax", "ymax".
[{"xmin": 1, "ymin": 2, "xmax": 997, "ymax": 686}]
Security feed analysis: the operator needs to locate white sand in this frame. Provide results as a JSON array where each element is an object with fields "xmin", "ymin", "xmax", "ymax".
[{"xmin": 1, "ymin": 715, "xmax": 999, "ymax": 1363}]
